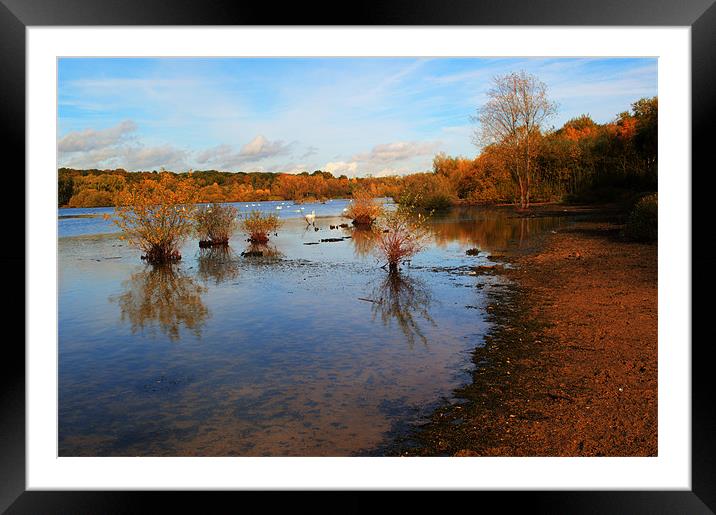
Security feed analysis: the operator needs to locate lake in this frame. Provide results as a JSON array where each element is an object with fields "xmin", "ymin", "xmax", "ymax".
[{"xmin": 58, "ymin": 199, "xmax": 569, "ymax": 456}]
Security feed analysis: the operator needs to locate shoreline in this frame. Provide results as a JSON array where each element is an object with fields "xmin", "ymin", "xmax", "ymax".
[{"xmin": 389, "ymin": 204, "xmax": 657, "ymax": 456}]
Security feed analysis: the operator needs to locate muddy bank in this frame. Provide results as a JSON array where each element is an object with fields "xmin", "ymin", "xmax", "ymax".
[{"xmin": 390, "ymin": 205, "xmax": 657, "ymax": 456}]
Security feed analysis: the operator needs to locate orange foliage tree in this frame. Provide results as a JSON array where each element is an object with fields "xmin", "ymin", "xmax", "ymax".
[
  {"xmin": 344, "ymin": 188, "xmax": 383, "ymax": 226},
  {"xmin": 194, "ymin": 202, "xmax": 238, "ymax": 247},
  {"xmin": 239, "ymin": 210, "xmax": 283, "ymax": 244},
  {"xmin": 111, "ymin": 176, "xmax": 198, "ymax": 264},
  {"xmin": 374, "ymin": 205, "xmax": 431, "ymax": 273}
]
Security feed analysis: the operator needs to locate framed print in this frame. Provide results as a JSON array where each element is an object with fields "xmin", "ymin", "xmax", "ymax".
[{"xmin": 4, "ymin": 0, "xmax": 714, "ymax": 512}]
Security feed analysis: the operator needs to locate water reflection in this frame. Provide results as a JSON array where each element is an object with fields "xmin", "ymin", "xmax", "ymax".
[
  {"xmin": 430, "ymin": 207, "xmax": 565, "ymax": 251},
  {"xmin": 351, "ymin": 226, "xmax": 378, "ymax": 258},
  {"xmin": 111, "ymin": 264, "xmax": 209, "ymax": 341},
  {"xmin": 241, "ymin": 242, "xmax": 282, "ymax": 260},
  {"xmin": 369, "ymin": 272, "xmax": 436, "ymax": 348},
  {"xmin": 196, "ymin": 246, "xmax": 240, "ymax": 284},
  {"xmin": 61, "ymin": 205, "xmax": 574, "ymax": 456}
]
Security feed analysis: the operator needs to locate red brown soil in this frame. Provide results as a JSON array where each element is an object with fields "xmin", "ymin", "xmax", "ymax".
[{"xmin": 393, "ymin": 206, "xmax": 657, "ymax": 456}]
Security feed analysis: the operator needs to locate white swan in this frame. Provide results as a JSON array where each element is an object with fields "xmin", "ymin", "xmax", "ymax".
[{"xmin": 305, "ymin": 210, "xmax": 316, "ymax": 226}]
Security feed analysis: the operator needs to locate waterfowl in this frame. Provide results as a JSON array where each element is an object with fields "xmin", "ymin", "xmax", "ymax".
[{"xmin": 305, "ymin": 210, "xmax": 316, "ymax": 226}]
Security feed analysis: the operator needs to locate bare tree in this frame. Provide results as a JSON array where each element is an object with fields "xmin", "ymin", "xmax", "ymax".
[{"xmin": 472, "ymin": 71, "xmax": 557, "ymax": 208}]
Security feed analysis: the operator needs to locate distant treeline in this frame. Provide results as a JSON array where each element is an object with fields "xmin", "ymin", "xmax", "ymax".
[
  {"xmin": 58, "ymin": 169, "xmax": 402, "ymax": 208},
  {"xmin": 59, "ymin": 96, "xmax": 656, "ymax": 209}
]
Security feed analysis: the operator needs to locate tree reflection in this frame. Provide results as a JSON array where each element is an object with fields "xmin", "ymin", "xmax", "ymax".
[
  {"xmin": 197, "ymin": 246, "xmax": 240, "ymax": 284},
  {"xmin": 369, "ymin": 272, "xmax": 435, "ymax": 348},
  {"xmin": 240, "ymin": 242, "xmax": 282, "ymax": 260},
  {"xmin": 112, "ymin": 265, "xmax": 209, "ymax": 341},
  {"xmin": 350, "ymin": 226, "xmax": 378, "ymax": 258},
  {"xmin": 429, "ymin": 208, "xmax": 565, "ymax": 250}
]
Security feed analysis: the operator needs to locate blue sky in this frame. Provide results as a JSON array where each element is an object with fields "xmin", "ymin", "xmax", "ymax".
[{"xmin": 58, "ymin": 57, "xmax": 657, "ymax": 176}]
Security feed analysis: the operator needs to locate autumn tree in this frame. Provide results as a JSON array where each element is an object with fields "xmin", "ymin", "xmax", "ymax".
[
  {"xmin": 374, "ymin": 205, "xmax": 431, "ymax": 274},
  {"xmin": 194, "ymin": 202, "xmax": 238, "ymax": 247},
  {"xmin": 473, "ymin": 71, "xmax": 557, "ymax": 208},
  {"xmin": 111, "ymin": 176, "xmax": 198, "ymax": 264},
  {"xmin": 344, "ymin": 187, "xmax": 383, "ymax": 226},
  {"xmin": 240, "ymin": 210, "xmax": 283, "ymax": 244},
  {"xmin": 58, "ymin": 175, "xmax": 74, "ymax": 206},
  {"xmin": 631, "ymin": 97, "xmax": 658, "ymax": 182}
]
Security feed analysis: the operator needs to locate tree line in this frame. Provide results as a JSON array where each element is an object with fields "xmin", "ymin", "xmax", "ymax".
[{"xmin": 58, "ymin": 168, "xmax": 402, "ymax": 208}]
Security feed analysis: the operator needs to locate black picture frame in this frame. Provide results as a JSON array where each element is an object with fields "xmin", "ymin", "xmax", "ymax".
[{"xmin": 3, "ymin": 1, "xmax": 713, "ymax": 512}]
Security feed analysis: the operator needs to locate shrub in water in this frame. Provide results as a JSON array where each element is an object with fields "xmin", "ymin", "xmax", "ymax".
[
  {"xmin": 374, "ymin": 204, "xmax": 431, "ymax": 273},
  {"xmin": 344, "ymin": 188, "xmax": 383, "ymax": 226},
  {"xmin": 111, "ymin": 177, "xmax": 197, "ymax": 264},
  {"xmin": 194, "ymin": 203, "xmax": 238, "ymax": 247},
  {"xmin": 624, "ymin": 193, "xmax": 657, "ymax": 242},
  {"xmin": 240, "ymin": 210, "xmax": 283, "ymax": 244}
]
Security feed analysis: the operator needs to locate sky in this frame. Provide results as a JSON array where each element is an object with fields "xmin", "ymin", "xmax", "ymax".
[{"xmin": 57, "ymin": 57, "xmax": 657, "ymax": 177}]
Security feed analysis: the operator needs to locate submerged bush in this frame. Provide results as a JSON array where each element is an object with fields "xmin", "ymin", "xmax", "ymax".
[
  {"xmin": 111, "ymin": 178, "xmax": 197, "ymax": 264},
  {"xmin": 344, "ymin": 188, "xmax": 383, "ymax": 226},
  {"xmin": 374, "ymin": 204, "xmax": 431, "ymax": 273},
  {"xmin": 240, "ymin": 210, "xmax": 283, "ymax": 244},
  {"xmin": 194, "ymin": 203, "xmax": 238, "ymax": 246},
  {"xmin": 624, "ymin": 193, "xmax": 657, "ymax": 242}
]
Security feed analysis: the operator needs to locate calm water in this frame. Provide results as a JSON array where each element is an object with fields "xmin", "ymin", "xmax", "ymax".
[{"xmin": 58, "ymin": 199, "xmax": 569, "ymax": 456}]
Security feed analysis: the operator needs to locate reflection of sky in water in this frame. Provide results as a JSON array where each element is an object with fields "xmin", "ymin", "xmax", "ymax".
[{"xmin": 58, "ymin": 205, "xmax": 570, "ymax": 456}]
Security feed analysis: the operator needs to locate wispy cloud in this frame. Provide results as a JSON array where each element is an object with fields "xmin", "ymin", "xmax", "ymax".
[
  {"xmin": 300, "ymin": 145, "xmax": 319, "ymax": 159},
  {"xmin": 195, "ymin": 136, "xmax": 294, "ymax": 170},
  {"xmin": 58, "ymin": 119, "xmax": 188, "ymax": 170},
  {"xmin": 353, "ymin": 141, "xmax": 442, "ymax": 163},
  {"xmin": 58, "ymin": 120, "xmax": 137, "ymax": 153}
]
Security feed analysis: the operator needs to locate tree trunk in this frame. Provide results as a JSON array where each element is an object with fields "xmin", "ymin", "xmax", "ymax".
[{"xmin": 525, "ymin": 141, "xmax": 531, "ymax": 208}]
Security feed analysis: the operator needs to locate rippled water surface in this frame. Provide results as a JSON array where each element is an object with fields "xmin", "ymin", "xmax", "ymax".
[{"xmin": 58, "ymin": 199, "xmax": 569, "ymax": 456}]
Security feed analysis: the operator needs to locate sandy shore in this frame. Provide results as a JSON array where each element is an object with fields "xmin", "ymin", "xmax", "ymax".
[{"xmin": 391, "ymin": 205, "xmax": 658, "ymax": 456}]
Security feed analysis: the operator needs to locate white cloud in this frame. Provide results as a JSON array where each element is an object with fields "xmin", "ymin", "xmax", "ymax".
[
  {"xmin": 61, "ymin": 144, "xmax": 188, "ymax": 171},
  {"xmin": 58, "ymin": 120, "xmax": 189, "ymax": 170},
  {"xmin": 122, "ymin": 145, "xmax": 189, "ymax": 170},
  {"xmin": 58, "ymin": 120, "xmax": 137, "ymax": 153},
  {"xmin": 194, "ymin": 136, "xmax": 294, "ymax": 170},
  {"xmin": 195, "ymin": 144, "xmax": 234, "ymax": 164},
  {"xmin": 238, "ymin": 135, "xmax": 292, "ymax": 160},
  {"xmin": 353, "ymin": 141, "xmax": 441, "ymax": 163},
  {"xmin": 324, "ymin": 161, "xmax": 358, "ymax": 177},
  {"xmin": 267, "ymin": 162, "xmax": 310, "ymax": 174}
]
